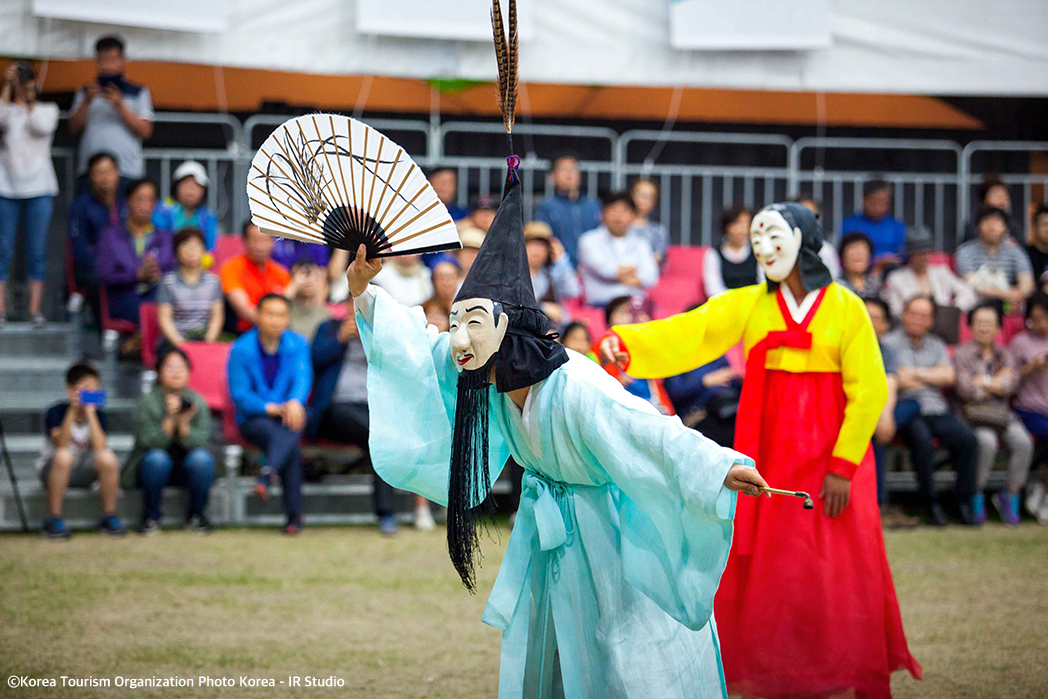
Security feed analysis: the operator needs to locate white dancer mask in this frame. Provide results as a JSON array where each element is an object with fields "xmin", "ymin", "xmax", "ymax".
[
  {"xmin": 750, "ymin": 209, "xmax": 802, "ymax": 283},
  {"xmin": 449, "ymin": 298, "xmax": 509, "ymax": 373}
]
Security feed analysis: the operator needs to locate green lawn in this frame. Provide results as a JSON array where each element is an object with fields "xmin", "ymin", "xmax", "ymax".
[{"xmin": 1, "ymin": 523, "xmax": 1046, "ymax": 698}]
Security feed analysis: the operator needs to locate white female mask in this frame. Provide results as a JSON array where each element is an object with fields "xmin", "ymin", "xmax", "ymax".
[
  {"xmin": 449, "ymin": 297, "xmax": 509, "ymax": 373},
  {"xmin": 750, "ymin": 209, "xmax": 802, "ymax": 283}
]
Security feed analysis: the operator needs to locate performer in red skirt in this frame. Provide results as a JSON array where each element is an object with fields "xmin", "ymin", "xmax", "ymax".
[{"xmin": 602, "ymin": 202, "xmax": 922, "ymax": 698}]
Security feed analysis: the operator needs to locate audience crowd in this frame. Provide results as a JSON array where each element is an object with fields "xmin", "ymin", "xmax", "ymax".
[{"xmin": 9, "ymin": 36, "xmax": 1048, "ymax": 538}]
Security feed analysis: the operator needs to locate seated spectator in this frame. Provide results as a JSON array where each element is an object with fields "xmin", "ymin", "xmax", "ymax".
[
  {"xmin": 864, "ymin": 297, "xmax": 920, "ymax": 528},
  {"xmin": 578, "ymin": 192, "xmax": 659, "ymax": 307},
  {"xmin": 962, "ymin": 175, "xmax": 1023, "ymax": 243},
  {"xmin": 1026, "ymin": 204, "xmax": 1048, "ymax": 286},
  {"xmin": 953, "ymin": 303, "xmax": 1032, "ymax": 525},
  {"xmin": 468, "ymin": 194, "xmax": 498, "ymax": 234},
  {"xmin": 96, "ymin": 178, "xmax": 175, "ymax": 325},
  {"xmin": 840, "ymin": 179, "xmax": 906, "ymax": 269},
  {"xmin": 157, "ymin": 228, "xmax": 223, "ymax": 351},
  {"xmin": 428, "ymin": 167, "xmax": 470, "ymax": 222},
  {"xmin": 955, "ymin": 207, "xmax": 1034, "ymax": 309},
  {"xmin": 307, "ymin": 303, "xmax": 398, "ymax": 536},
  {"xmin": 152, "ymin": 161, "xmax": 218, "ymax": 250},
  {"xmin": 883, "ymin": 226, "xmax": 977, "ymax": 319},
  {"xmin": 629, "ymin": 179, "xmax": 669, "ymax": 263},
  {"xmin": 703, "ymin": 204, "xmax": 759, "ymax": 298},
  {"xmin": 69, "ymin": 151, "xmax": 123, "ymax": 292},
  {"xmin": 455, "ymin": 226, "xmax": 485, "ymax": 276},
  {"xmin": 122, "ymin": 347, "xmax": 215, "ymax": 534},
  {"xmin": 68, "ymin": 35, "xmax": 153, "ymax": 182},
  {"xmin": 525, "ymin": 220, "xmax": 579, "ymax": 327},
  {"xmin": 37, "ymin": 362, "xmax": 124, "ymax": 538},
  {"xmin": 534, "ymin": 152, "xmax": 602, "ymax": 264},
  {"xmin": 883, "ymin": 296, "xmax": 979, "ymax": 526},
  {"xmin": 663, "ymin": 305, "xmax": 742, "ymax": 448},
  {"xmin": 271, "ymin": 236, "xmax": 330, "ymax": 272},
  {"xmin": 837, "ymin": 232, "xmax": 882, "ymax": 296},
  {"xmin": 559, "ymin": 321, "xmax": 597, "ymax": 361},
  {"xmin": 600, "ymin": 296, "xmax": 673, "ymax": 415},
  {"xmin": 372, "ymin": 254, "xmax": 432, "ymax": 308},
  {"xmin": 1007, "ymin": 291, "xmax": 1048, "ymax": 523},
  {"xmin": 0, "ymin": 60, "xmax": 59, "ymax": 326},
  {"xmin": 220, "ymin": 221, "xmax": 290, "ymax": 332},
  {"xmin": 422, "ymin": 259, "xmax": 461, "ymax": 332},
  {"xmin": 285, "ymin": 259, "xmax": 331, "ymax": 340},
  {"xmin": 792, "ymin": 194, "xmax": 841, "ymax": 278},
  {"xmin": 227, "ymin": 294, "xmax": 312, "ymax": 535}
]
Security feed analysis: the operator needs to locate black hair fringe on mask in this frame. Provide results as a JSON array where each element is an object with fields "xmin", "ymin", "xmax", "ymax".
[{"xmin": 447, "ymin": 357, "xmax": 497, "ymax": 593}]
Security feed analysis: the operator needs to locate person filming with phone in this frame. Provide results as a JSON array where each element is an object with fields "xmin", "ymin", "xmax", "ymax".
[
  {"xmin": 37, "ymin": 362, "xmax": 125, "ymax": 539},
  {"xmin": 123, "ymin": 347, "xmax": 215, "ymax": 534}
]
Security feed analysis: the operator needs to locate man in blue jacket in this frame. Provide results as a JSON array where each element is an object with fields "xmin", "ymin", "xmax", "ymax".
[
  {"xmin": 534, "ymin": 153, "xmax": 602, "ymax": 265},
  {"xmin": 227, "ymin": 293, "xmax": 312, "ymax": 534},
  {"xmin": 307, "ymin": 312, "xmax": 398, "ymax": 536}
]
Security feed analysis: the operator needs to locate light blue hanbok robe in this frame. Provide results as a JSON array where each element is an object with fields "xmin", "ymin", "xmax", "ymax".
[{"xmin": 356, "ymin": 285, "xmax": 752, "ymax": 699}]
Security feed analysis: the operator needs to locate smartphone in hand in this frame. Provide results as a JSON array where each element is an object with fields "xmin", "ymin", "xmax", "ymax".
[{"xmin": 79, "ymin": 389, "xmax": 107, "ymax": 408}]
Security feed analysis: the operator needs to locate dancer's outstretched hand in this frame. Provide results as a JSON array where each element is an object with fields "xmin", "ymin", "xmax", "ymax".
[
  {"xmin": 724, "ymin": 464, "xmax": 769, "ymax": 497},
  {"xmin": 820, "ymin": 473, "xmax": 850, "ymax": 517},
  {"xmin": 346, "ymin": 244, "xmax": 383, "ymax": 298},
  {"xmin": 598, "ymin": 333, "xmax": 630, "ymax": 368}
]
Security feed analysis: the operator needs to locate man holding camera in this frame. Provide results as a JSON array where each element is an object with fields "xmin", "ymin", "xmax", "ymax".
[{"xmin": 68, "ymin": 35, "xmax": 154, "ymax": 182}]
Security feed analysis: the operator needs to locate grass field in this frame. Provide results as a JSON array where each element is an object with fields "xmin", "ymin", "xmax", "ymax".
[{"xmin": 2, "ymin": 522, "xmax": 1047, "ymax": 698}]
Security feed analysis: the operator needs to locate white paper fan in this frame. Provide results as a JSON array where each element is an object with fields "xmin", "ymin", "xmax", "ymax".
[{"xmin": 247, "ymin": 114, "xmax": 461, "ymax": 258}]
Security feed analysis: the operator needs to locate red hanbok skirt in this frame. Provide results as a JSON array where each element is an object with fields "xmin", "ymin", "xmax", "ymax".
[{"xmin": 716, "ymin": 370, "xmax": 922, "ymax": 698}]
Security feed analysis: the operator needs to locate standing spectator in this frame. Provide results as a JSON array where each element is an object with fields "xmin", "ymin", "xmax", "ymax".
[
  {"xmin": 534, "ymin": 153, "xmax": 602, "ymax": 264},
  {"xmin": 702, "ymin": 205, "xmax": 759, "ymax": 298},
  {"xmin": 37, "ymin": 362, "xmax": 125, "ymax": 538},
  {"xmin": 123, "ymin": 347, "xmax": 215, "ymax": 533},
  {"xmin": 220, "ymin": 221, "xmax": 290, "ymax": 332},
  {"xmin": 428, "ymin": 167, "xmax": 470, "ymax": 221},
  {"xmin": 371, "ymin": 255, "xmax": 432, "ymax": 308},
  {"xmin": 865, "ymin": 297, "xmax": 920, "ymax": 528},
  {"xmin": 0, "ymin": 61, "xmax": 58, "ymax": 325},
  {"xmin": 285, "ymin": 259, "xmax": 331, "ymax": 340},
  {"xmin": 953, "ymin": 303, "xmax": 1032, "ymax": 525},
  {"xmin": 525, "ymin": 220, "xmax": 579, "ymax": 327},
  {"xmin": 69, "ymin": 152, "xmax": 123, "ymax": 293},
  {"xmin": 955, "ymin": 207, "xmax": 1034, "ymax": 309},
  {"xmin": 96, "ymin": 178, "xmax": 175, "ymax": 326},
  {"xmin": 577, "ymin": 192, "xmax": 659, "ymax": 307},
  {"xmin": 68, "ymin": 36, "xmax": 153, "ymax": 181},
  {"xmin": 422, "ymin": 259, "xmax": 461, "ymax": 332},
  {"xmin": 152, "ymin": 161, "xmax": 219, "ymax": 251},
  {"xmin": 883, "ymin": 226, "xmax": 977, "ymax": 319},
  {"xmin": 962, "ymin": 176, "xmax": 1023, "ymax": 243},
  {"xmin": 1026, "ymin": 204, "xmax": 1048, "ymax": 285},
  {"xmin": 157, "ymin": 227, "xmax": 223, "ymax": 350},
  {"xmin": 227, "ymin": 294, "xmax": 312, "ymax": 535},
  {"xmin": 629, "ymin": 179, "xmax": 669, "ymax": 263},
  {"xmin": 307, "ymin": 305, "xmax": 398, "ymax": 536},
  {"xmin": 792, "ymin": 194, "xmax": 841, "ymax": 278},
  {"xmin": 837, "ymin": 232, "xmax": 881, "ymax": 296},
  {"xmin": 1007, "ymin": 291, "xmax": 1048, "ymax": 523},
  {"xmin": 840, "ymin": 179, "xmax": 906, "ymax": 268},
  {"xmin": 883, "ymin": 296, "xmax": 979, "ymax": 526}
]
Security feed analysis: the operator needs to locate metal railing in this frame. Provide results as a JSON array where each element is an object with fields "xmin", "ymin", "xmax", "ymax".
[{"xmin": 961, "ymin": 141, "xmax": 1048, "ymax": 237}]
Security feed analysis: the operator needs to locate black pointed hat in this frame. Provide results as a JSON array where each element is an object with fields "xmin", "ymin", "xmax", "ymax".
[{"xmin": 454, "ymin": 160, "xmax": 536, "ymax": 310}]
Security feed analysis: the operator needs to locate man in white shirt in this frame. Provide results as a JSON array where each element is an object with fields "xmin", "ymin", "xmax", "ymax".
[{"xmin": 577, "ymin": 192, "xmax": 659, "ymax": 307}]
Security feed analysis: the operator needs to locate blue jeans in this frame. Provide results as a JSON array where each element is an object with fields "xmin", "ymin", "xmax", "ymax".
[
  {"xmin": 239, "ymin": 416, "xmax": 304, "ymax": 523},
  {"xmin": 138, "ymin": 447, "xmax": 216, "ymax": 521},
  {"xmin": 872, "ymin": 399, "xmax": 921, "ymax": 505},
  {"xmin": 0, "ymin": 195, "xmax": 52, "ymax": 281}
]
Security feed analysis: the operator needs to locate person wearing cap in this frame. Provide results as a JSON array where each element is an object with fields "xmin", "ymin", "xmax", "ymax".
[
  {"xmin": 454, "ymin": 226, "xmax": 485, "ymax": 275},
  {"xmin": 955, "ymin": 206, "xmax": 1034, "ymax": 309},
  {"xmin": 524, "ymin": 219, "xmax": 579, "ymax": 326},
  {"xmin": 884, "ymin": 227, "xmax": 977, "ymax": 318},
  {"xmin": 153, "ymin": 160, "xmax": 219, "ymax": 250},
  {"xmin": 840, "ymin": 179, "xmax": 907, "ymax": 267}
]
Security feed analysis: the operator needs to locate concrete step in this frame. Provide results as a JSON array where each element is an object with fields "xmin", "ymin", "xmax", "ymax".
[
  {"xmin": 0, "ymin": 322, "xmax": 80, "ymax": 357},
  {"xmin": 0, "ymin": 396, "xmax": 139, "ymax": 434},
  {"xmin": 0, "ymin": 434, "xmax": 134, "ymax": 480},
  {"xmin": 0, "ymin": 357, "xmax": 146, "ymax": 399}
]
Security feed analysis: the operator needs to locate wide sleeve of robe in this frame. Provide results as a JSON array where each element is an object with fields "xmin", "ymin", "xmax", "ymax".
[
  {"xmin": 356, "ymin": 285, "xmax": 509, "ymax": 506},
  {"xmin": 558, "ymin": 357, "xmax": 754, "ymax": 631}
]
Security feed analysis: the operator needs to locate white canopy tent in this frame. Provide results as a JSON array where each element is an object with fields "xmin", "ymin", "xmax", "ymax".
[{"xmin": 4, "ymin": 0, "xmax": 1048, "ymax": 96}]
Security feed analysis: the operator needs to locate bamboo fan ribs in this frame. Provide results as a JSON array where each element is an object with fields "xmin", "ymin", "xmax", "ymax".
[{"xmin": 248, "ymin": 114, "xmax": 461, "ymax": 258}]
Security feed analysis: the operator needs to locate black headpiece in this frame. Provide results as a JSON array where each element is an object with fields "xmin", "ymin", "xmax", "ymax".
[{"xmin": 760, "ymin": 202, "xmax": 833, "ymax": 293}]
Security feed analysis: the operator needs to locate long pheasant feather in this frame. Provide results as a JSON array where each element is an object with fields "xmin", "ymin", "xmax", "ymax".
[{"xmin": 491, "ymin": 0, "xmax": 518, "ymax": 134}]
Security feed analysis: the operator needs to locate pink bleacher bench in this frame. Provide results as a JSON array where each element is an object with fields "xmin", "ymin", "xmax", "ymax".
[
  {"xmin": 140, "ymin": 302, "xmax": 159, "ymax": 368},
  {"xmin": 211, "ymin": 234, "xmax": 246, "ymax": 271}
]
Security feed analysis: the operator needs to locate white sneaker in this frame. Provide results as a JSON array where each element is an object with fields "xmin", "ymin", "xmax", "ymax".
[
  {"xmin": 415, "ymin": 504, "xmax": 436, "ymax": 531},
  {"xmin": 1025, "ymin": 481, "xmax": 1046, "ymax": 519}
]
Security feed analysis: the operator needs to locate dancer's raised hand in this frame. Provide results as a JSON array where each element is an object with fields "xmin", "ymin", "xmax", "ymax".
[{"xmin": 346, "ymin": 244, "xmax": 383, "ymax": 298}]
